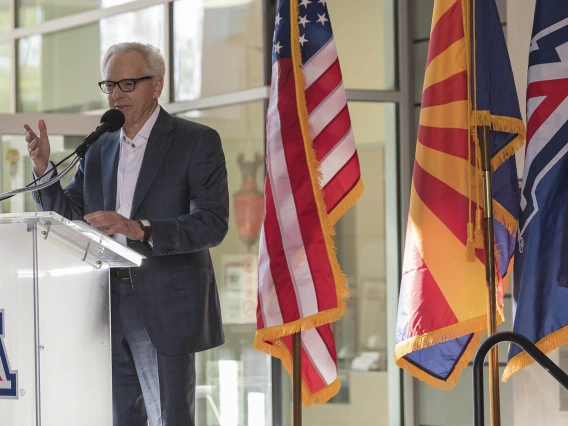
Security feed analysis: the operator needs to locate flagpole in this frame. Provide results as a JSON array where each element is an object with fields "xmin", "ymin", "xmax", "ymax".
[
  {"xmin": 479, "ymin": 125, "xmax": 501, "ymax": 426},
  {"xmin": 293, "ymin": 332, "xmax": 302, "ymax": 426}
]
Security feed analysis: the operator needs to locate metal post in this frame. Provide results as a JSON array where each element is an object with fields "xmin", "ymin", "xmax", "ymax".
[
  {"xmin": 271, "ymin": 357, "xmax": 283, "ymax": 426},
  {"xmin": 478, "ymin": 125, "xmax": 500, "ymax": 426},
  {"xmin": 262, "ymin": 3, "xmax": 281, "ymax": 425},
  {"xmin": 293, "ymin": 332, "xmax": 302, "ymax": 426},
  {"xmin": 30, "ymin": 223, "xmax": 42, "ymax": 426}
]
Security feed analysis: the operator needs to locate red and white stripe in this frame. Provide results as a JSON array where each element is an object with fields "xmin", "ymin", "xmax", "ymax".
[{"xmin": 305, "ymin": 37, "xmax": 361, "ymax": 216}]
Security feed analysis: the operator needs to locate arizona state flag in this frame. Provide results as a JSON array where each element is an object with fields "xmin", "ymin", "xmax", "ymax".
[{"xmin": 394, "ymin": 0, "xmax": 525, "ymax": 388}]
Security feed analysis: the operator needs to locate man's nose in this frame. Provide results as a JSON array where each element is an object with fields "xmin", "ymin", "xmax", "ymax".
[{"xmin": 112, "ymin": 85, "xmax": 125, "ymax": 100}]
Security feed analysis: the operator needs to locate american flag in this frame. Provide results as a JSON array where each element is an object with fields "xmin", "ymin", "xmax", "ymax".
[{"xmin": 253, "ymin": 0, "xmax": 363, "ymax": 405}]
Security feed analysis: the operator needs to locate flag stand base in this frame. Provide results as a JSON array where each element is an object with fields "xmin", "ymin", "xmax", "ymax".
[{"xmin": 473, "ymin": 332, "xmax": 568, "ymax": 425}]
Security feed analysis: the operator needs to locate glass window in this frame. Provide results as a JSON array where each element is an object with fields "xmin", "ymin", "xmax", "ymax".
[
  {"xmin": 17, "ymin": 5, "xmax": 164, "ymax": 113},
  {"xmin": 326, "ymin": 0, "xmax": 396, "ymax": 90},
  {"xmin": 275, "ymin": 102, "xmax": 398, "ymax": 426},
  {"xmin": 412, "ymin": 0, "xmax": 433, "ymax": 41},
  {"xmin": 413, "ymin": 40, "xmax": 428, "ymax": 105},
  {"xmin": 0, "ymin": 0, "xmax": 9, "ymax": 32},
  {"xmin": 1, "ymin": 134, "xmax": 80, "ymax": 214},
  {"xmin": 17, "ymin": 0, "xmax": 136, "ymax": 28},
  {"xmin": 0, "ymin": 42, "xmax": 10, "ymax": 112},
  {"xmin": 332, "ymin": 102, "xmax": 394, "ymax": 374},
  {"xmin": 176, "ymin": 101, "xmax": 272, "ymax": 426},
  {"xmin": 173, "ymin": 0, "xmax": 263, "ymax": 101}
]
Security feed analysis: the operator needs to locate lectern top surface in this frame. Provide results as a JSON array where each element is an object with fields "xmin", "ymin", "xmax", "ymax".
[{"xmin": 0, "ymin": 211, "xmax": 145, "ymax": 268}]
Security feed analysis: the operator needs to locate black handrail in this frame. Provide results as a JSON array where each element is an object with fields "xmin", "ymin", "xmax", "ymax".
[{"xmin": 473, "ymin": 331, "xmax": 568, "ymax": 426}]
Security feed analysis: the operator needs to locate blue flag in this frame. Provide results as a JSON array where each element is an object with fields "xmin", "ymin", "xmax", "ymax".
[{"xmin": 504, "ymin": 0, "xmax": 568, "ymax": 381}]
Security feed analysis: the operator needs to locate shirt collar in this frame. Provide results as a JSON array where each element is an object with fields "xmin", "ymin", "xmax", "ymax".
[{"xmin": 120, "ymin": 104, "xmax": 161, "ymax": 145}]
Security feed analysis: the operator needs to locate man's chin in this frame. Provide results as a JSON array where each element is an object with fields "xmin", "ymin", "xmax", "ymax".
[{"xmin": 118, "ymin": 111, "xmax": 132, "ymax": 124}]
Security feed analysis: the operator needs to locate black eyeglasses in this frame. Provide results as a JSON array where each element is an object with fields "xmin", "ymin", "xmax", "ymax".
[{"xmin": 98, "ymin": 76, "xmax": 153, "ymax": 94}]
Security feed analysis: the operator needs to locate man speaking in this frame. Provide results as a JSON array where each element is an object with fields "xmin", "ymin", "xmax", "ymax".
[{"xmin": 24, "ymin": 42, "xmax": 229, "ymax": 426}]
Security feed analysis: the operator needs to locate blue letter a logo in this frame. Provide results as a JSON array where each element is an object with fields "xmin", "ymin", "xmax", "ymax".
[{"xmin": 0, "ymin": 310, "xmax": 18, "ymax": 398}]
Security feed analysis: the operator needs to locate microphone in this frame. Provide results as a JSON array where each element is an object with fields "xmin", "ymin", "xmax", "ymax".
[{"xmin": 75, "ymin": 109, "xmax": 125, "ymax": 157}]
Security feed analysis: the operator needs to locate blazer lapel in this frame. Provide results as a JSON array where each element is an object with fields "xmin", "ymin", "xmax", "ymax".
[
  {"xmin": 129, "ymin": 108, "xmax": 175, "ymax": 219},
  {"xmin": 101, "ymin": 131, "xmax": 120, "ymax": 211}
]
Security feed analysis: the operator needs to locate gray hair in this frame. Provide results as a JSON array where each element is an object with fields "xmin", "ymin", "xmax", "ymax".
[{"xmin": 101, "ymin": 42, "xmax": 166, "ymax": 78}]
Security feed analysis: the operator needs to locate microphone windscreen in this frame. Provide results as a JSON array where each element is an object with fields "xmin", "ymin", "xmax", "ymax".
[{"xmin": 100, "ymin": 109, "xmax": 125, "ymax": 132}]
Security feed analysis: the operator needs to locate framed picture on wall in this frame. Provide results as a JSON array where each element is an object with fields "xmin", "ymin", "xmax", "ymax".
[{"xmin": 221, "ymin": 254, "xmax": 258, "ymax": 324}]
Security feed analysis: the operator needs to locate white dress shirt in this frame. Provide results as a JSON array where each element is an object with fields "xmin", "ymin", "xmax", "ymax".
[
  {"xmin": 36, "ymin": 105, "xmax": 161, "ymax": 246},
  {"xmin": 114, "ymin": 105, "xmax": 160, "ymax": 245}
]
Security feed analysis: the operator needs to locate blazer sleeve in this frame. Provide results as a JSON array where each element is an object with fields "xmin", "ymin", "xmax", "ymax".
[
  {"xmin": 33, "ymin": 160, "xmax": 86, "ymax": 221},
  {"xmin": 150, "ymin": 127, "xmax": 229, "ymax": 256}
]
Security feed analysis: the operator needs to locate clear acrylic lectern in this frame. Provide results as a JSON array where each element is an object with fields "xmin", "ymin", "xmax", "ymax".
[{"xmin": 0, "ymin": 211, "xmax": 144, "ymax": 426}]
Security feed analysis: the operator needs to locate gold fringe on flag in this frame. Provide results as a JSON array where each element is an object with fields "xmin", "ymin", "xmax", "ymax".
[
  {"xmin": 491, "ymin": 134, "xmax": 525, "ymax": 171},
  {"xmin": 395, "ymin": 302, "xmax": 506, "ymax": 390},
  {"xmin": 396, "ymin": 330, "xmax": 485, "ymax": 390},
  {"xmin": 493, "ymin": 199, "xmax": 519, "ymax": 235},
  {"xmin": 470, "ymin": 110, "xmax": 526, "ymax": 172},
  {"xmin": 328, "ymin": 178, "xmax": 364, "ymax": 225},
  {"xmin": 471, "ymin": 110, "xmax": 527, "ymax": 135},
  {"xmin": 503, "ymin": 325, "xmax": 568, "ymax": 383},
  {"xmin": 256, "ymin": 337, "xmax": 343, "ymax": 406}
]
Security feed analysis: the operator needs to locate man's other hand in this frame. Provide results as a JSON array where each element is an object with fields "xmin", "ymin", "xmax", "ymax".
[{"xmin": 85, "ymin": 211, "xmax": 144, "ymax": 240}]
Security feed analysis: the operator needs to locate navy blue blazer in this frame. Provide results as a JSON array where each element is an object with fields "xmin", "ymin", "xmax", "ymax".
[{"xmin": 34, "ymin": 107, "xmax": 229, "ymax": 355}]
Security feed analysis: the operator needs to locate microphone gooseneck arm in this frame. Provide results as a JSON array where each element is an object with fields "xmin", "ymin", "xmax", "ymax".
[
  {"xmin": 0, "ymin": 156, "xmax": 81, "ymax": 202},
  {"xmin": 74, "ymin": 122, "xmax": 111, "ymax": 158}
]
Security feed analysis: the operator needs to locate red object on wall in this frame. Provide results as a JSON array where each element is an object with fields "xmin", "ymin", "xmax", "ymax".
[{"xmin": 234, "ymin": 153, "xmax": 264, "ymax": 250}]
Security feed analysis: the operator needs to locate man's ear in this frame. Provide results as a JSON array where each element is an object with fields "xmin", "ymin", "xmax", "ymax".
[{"xmin": 154, "ymin": 77, "xmax": 164, "ymax": 99}]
